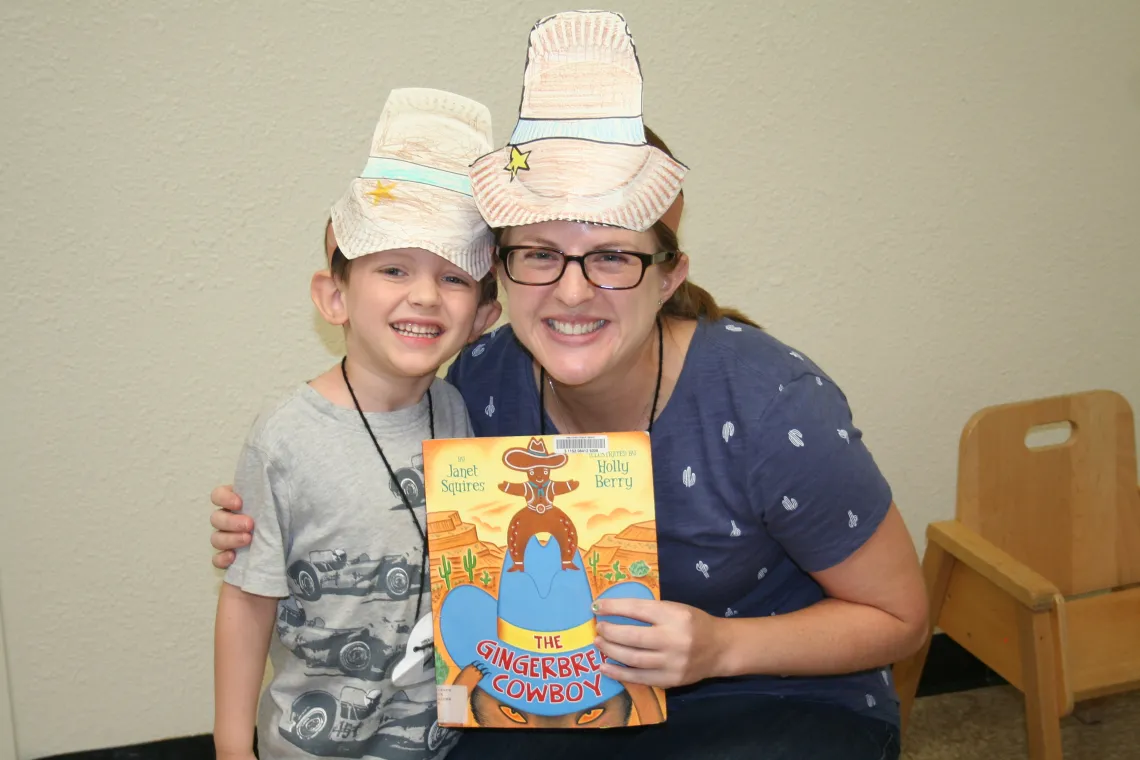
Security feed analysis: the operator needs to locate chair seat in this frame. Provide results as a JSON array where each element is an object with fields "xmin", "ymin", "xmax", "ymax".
[{"xmin": 1067, "ymin": 584, "xmax": 1140, "ymax": 699}]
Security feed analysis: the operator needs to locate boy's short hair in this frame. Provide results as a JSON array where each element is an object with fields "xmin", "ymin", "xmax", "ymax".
[{"xmin": 329, "ymin": 241, "xmax": 498, "ymax": 305}]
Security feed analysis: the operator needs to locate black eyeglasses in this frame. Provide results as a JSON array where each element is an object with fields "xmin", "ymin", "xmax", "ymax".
[{"xmin": 498, "ymin": 246, "xmax": 677, "ymax": 290}]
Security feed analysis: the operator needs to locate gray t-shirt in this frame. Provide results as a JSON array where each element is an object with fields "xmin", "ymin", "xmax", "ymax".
[{"xmin": 224, "ymin": 378, "xmax": 471, "ymax": 760}]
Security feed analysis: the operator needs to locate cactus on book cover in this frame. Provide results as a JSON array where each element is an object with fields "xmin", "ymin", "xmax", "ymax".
[
  {"xmin": 438, "ymin": 554, "xmax": 453, "ymax": 590},
  {"xmin": 462, "ymin": 547, "xmax": 477, "ymax": 582}
]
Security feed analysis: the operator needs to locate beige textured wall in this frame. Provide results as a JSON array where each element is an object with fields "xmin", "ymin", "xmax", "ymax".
[
  {"xmin": 0, "ymin": 595, "xmax": 14, "ymax": 760},
  {"xmin": 2, "ymin": 1, "xmax": 1138, "ymax": 758}
]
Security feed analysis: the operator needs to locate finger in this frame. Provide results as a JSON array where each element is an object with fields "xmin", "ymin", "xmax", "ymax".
[
  {"xmin": 594, "ymin": 637, "xmax": 668, "ymax": 671},
  {"xmin": 212, "ymin": 550, "xmax": 236, "ymax": 570},
  {"xmin": 210, "ymin": 485, "xmax": 242, "ymax": 510},
  {"xmin": 210, "ymin": 529, "xmax": 251, "ymax": 552},
  {"xmin": 210, "ymin": 510, "xmax": 253, "ymax": 533},
  {"xmin": 595, "ymin": 620, "xmax": 662, "ymax": 651},
  {"xmin": 598, "ymin": 660, "xmax": 669, "ymax": 688},
  {"xmin": 593, "ymin": 597, "xmax": 667, "ymax": 623}
]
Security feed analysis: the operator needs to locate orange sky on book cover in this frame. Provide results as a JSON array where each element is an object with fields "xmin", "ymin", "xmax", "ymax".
[{"xmin": 423, "ymin": 432, "xmax": 653, "ymax": 550}]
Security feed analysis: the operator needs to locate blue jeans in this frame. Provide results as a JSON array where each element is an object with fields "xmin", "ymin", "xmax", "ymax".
[{"xmin": 446, "ymin": 694, "xmax": 900, "ymax": 760}]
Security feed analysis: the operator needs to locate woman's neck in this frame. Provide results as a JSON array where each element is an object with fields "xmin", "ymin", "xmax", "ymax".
[{"xmin": 540, "ymin": 318, "xmax": 697, "ymax": 434}]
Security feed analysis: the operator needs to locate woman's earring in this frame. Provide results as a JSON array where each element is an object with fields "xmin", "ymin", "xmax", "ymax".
[{"xmin": 657, "ymin": 299, "xmax": 663, "ymax": 306}]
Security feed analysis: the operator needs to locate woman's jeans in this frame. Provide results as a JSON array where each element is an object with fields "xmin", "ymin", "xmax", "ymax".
[{"xmin": 446, "ymin": 693, "xmax": 900, "ymax": 760}]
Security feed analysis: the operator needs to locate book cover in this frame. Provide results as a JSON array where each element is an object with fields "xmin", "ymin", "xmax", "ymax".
[{"xmin": 421, "ymin": 432, "xmax": 666, "ymax": 729}]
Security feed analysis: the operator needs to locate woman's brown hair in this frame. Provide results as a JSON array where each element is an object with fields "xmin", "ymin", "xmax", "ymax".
[{"xmin": 644, "ymin": 128, "xmax": 762, "ymax": 330}]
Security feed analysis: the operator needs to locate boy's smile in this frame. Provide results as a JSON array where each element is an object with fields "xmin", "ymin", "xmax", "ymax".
[
  {"xmin": 343, "ymin": 248, "xmax": 478, "ymax": 380},
  {"xmin": 391, "ymin": 320, "xmax": 444, "ymax": 340}
]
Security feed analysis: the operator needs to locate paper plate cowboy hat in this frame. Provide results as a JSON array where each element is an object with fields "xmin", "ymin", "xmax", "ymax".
[
  {"xmin": 331, "ymin": 88, "xmax": 495, "ymax": 278},
  {"xmin": 438, "ymin": 535, "xmax": 655, "ymax": 717},
  {"xmin": 469, "ymin": 10, "xmax": 688, "ymax": 232},
  {"xmin": 502, "ymin": 437, "xmax": 568, "ymax": 471}
]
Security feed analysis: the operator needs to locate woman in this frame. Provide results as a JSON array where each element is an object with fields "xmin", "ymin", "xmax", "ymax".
[{"xmin": 211, "ymin": 11, "xmax": 926, "ymax": 759}]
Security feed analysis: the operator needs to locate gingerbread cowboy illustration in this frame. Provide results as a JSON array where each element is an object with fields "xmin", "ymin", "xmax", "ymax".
[{"xmin": 498, "ymin": 437, "xmax": 580, "ymax": 571}]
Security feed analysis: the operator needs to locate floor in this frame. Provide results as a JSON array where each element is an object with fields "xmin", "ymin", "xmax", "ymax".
[{"xmin": 902, "ymin": 686, "xmax": 1140, "ymax": 759}]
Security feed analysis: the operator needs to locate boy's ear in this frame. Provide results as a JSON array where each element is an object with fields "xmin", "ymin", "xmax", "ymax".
[
  {"xmin": 467, "ymin": 299, "xmax": 502, "ymax": 343},
  {"xmin": 311, "ymin": 269, "xmax": 348, "ymax": 326}
]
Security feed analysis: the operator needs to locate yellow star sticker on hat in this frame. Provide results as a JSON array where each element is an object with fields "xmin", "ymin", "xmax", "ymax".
[
  {"xmin": 504, "ymin": 145, "xmax": 531, "ymax": 181},
  {"xmin": 365, "ymin": 181, "xmax": 397, "ymax": 204}
]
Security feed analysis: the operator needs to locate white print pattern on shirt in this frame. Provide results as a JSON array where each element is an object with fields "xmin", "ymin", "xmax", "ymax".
[
  {"xmin": 778, "ymin": 384, "xmax": 784, "ymax": 392},
  {"xmin": 782, "ymin": 496, "xmax": 798, "ymax": 511},
  {"xmin": 865, "ymin": 694, "xmax": 877, "ymax": 708},
  {"xmin": 757, "ymin": 567, "xmax": 768, "ymax": 580},
  {"xmin": 484, "ymin": 396, "xmax": 496, "ymax": 417},
  {"xmin": 838, "ymin": 429, "xmax": 850, "ymax": 443},
  {"xmin": 471, "ymin": 343, "xmax": 486, "ymax": 357},
  {"xmin": 725, "ymin": 324, "xmax": 742, "ymax": 332},
  {"xmin": 815, "ymin": 376, "xmax": 823, "ymax": 386},
  {"xmin": 722, "ymin": 421, "xmax": 735, "ymax": 442},
  {"xmin": 696, "ymin": 560, "xmax": 710, "ymax": 579},
  {"xmin": 682, "ymin": 466, "xmax": 696, "ymax": 487},
  {"xmin": 725, "ymin": 608, "xmax": 738, "ymax": 617},
  {"xmin": 788, "ymin": 429, "xmax": 804, "ymax": 447},
  {"xmin": 848, "ymin": 510, "xmax": 859, "ymax": 528},
  {"xmin": 730, "ymin": 520, "xmax": 741, "ymax": 537},
  {"xmin": 790, "ymin": 350, "xmax": 804, "ymax": 361},
  {"xmin": 881, "ymin": 670, "xmax": 890, "ymax": 685}
]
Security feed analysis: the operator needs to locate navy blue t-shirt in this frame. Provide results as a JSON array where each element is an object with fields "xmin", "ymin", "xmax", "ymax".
[{"xmin": 445, "ymin": 317, "xmax": 899, "ymax": 726}]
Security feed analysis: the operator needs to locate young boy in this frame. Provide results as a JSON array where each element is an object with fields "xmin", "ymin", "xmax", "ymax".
[{"xmin": 214, "ymin": 88, "xmax": 501, "ymax": 760}]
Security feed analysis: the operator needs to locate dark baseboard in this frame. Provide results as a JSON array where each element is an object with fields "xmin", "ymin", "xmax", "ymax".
[
  {"xmin": 914, "ymin": 631, "xmax": 1009, "ymax": 697},
  {"xmin": 36, "ymin": 634, "xmax": 1000, "ymax": 760},
  {"xmin": 35, "ymin": 734, "xmax": 217, "ymax": 760}
]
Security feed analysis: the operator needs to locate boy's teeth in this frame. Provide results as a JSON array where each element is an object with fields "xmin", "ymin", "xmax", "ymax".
[
  {"xmin": 547, "ymin": 319, "xmax": 606, "ymax": 336},
  {"xmin": 392, "ymin": 322, "xmax": 441, "ymax": 337}
]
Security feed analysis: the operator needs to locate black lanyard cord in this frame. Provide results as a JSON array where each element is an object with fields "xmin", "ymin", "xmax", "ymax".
[{"xmin": 340, "ymin": 356, "xmax": 432, "ymax": 626}]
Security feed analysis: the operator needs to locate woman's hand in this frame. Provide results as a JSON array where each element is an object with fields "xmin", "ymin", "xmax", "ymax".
[
  {"xmin": 593, "ymin": 597, "xmax": 727, "ymax": 689},
  {"xmin": 210, "ymin": 485, "xmax": 253, "ymax": 569}
]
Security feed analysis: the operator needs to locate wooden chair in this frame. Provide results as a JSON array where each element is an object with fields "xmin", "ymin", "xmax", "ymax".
[{"xmin": 894, "ymin": 390, "xmax": 1140, "ymax": 760}]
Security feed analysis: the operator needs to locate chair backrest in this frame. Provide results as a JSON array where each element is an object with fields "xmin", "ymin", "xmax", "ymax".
[{"xmin": 955, "ymin": 390, "xmax": 1140, "ymax": 597}]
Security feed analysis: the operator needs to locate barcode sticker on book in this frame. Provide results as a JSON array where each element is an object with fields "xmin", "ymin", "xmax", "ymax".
[
  {"xmin": 437, "ymin": 684, "xmax": 469, "ymax": 726},
  {"xmin": 553, "ymin": 435, "xmax": 609, "ymax": 454}
]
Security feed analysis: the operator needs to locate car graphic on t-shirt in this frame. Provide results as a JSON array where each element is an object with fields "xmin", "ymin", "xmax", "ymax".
[
  {"xmin": 276, "ymin": 600, "xmax": 395, "ymax": 678},
  {"xmin": 280, "ymin": 685, "xmax": 450, "ymax": 758},
  {"xmin": 287, "ymin": 549, "xmax": 420, "ymax": 602},
  {"xmin": 388, "ymin": 453, "xmax": 426, "ymax": 507}
]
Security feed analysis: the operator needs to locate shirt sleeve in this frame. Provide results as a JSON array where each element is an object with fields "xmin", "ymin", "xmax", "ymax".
[
  {"xmin": 223, "ymin": 441, "xmax": 292, "ymax": 597},
  {"xmin": 433, "ymin": 379, "xmax": 476, "ymax": 439},
  {"xmin": 458, "ymin": 405, "xmax": 474, "ymax": 438},
  {"xmin": 748, "ymin": 374, "xmax": 893, "ymax": 573},
  {"xmin": 443, "ymin": 350, "xmax": 467, "ymax": 391}
]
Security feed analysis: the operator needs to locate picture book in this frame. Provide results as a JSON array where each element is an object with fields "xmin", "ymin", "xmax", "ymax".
[{"xmin": 421, "ymin": 432, "xmax": 666, "ymax": 729}]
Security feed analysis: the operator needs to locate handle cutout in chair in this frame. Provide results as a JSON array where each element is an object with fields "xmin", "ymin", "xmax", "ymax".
[{"xmin": 1024, "ymin": 420, "xmax": 1074, "ymax": 450}]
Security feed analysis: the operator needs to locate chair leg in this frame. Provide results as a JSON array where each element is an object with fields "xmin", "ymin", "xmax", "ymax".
[
  {"xmin": 1018, "ymin": 606, "xmax": 1063, "ymax": 760},
  {"xmin": 895, "ymin": 541, "xmax": 955, "ymax": 734}
]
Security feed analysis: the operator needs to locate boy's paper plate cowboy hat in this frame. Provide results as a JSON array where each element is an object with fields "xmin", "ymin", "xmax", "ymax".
[
  {"xmin": 331, "ymin": 88, "xmax": 495, "ymax": 278},
  {"xmin": 502, "ymin": 437, "xmax": 568, "ymax": 471},
  {"xmin": 438, "ymin": 535, "xmax": 655, "ymax": 717},
  {"xmin": 469, "ymin": 10, "xmax": 687, "ymax": 232}
]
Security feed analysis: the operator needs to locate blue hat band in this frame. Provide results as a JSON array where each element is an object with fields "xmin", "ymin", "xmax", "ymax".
[
  {"xmin": 360, "ymin": 157, "xmax": 473, "ymax": 196},
  {"xmin": 508, "ymin": 116, "xmax": 646, "ymax": 146}
]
